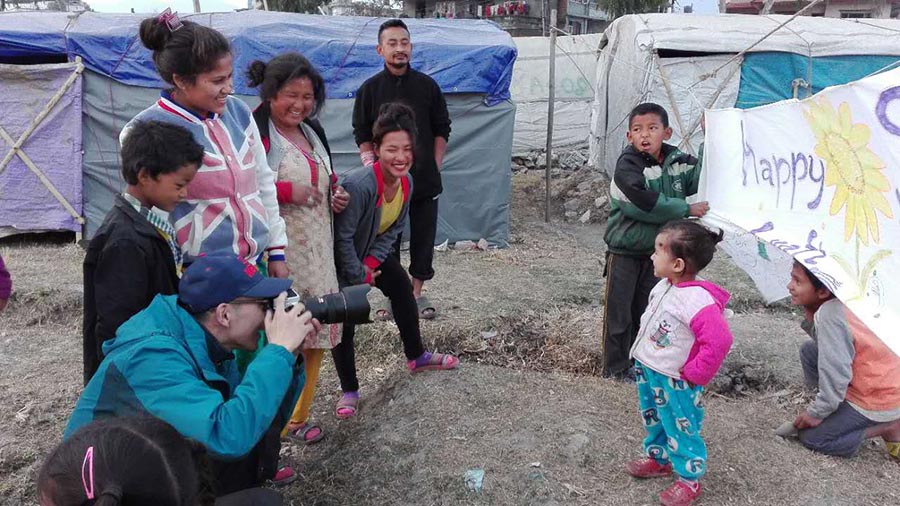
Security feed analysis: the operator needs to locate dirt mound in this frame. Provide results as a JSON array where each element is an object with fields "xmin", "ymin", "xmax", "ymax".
[
  {"xmin": 282, "ymin": 364, "xmax": 900, "ymax": 505},
  {"xmin": 0, "ymin": 171, "xmax": 894, "ymax": 505}
]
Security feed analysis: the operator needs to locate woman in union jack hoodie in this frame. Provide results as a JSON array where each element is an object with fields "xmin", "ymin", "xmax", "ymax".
[
  {"xmin": 118, "ymin": 13, "xmax": 294, "ymax": 487},
  {"xmin": 121, "ymin": 14, "xmax": 288, "ymax": 278},
  {"xmin": 624, "ymin": 219, "xmax": 734, "ymax": 506}
]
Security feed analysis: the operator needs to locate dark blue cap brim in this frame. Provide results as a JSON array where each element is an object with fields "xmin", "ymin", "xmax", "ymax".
[{"xmin": 242, "ymin": 277, "xmax": 293, "ymax": 300}]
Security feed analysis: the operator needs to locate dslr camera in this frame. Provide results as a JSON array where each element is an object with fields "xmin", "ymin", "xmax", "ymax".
[{"xmin": 270, "ymin": 284, "xmax": 372, "ymax": 325}]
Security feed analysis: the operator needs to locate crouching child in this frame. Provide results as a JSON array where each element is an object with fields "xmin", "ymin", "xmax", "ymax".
[{"xmin": 786, "ymin": 261, "xmax": 900, "ymax": 460}]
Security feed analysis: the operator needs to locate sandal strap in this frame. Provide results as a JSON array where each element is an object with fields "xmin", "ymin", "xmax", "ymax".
[
  {"xmin": 433, "ymin": 352, "xmax": 456, "ymax": 365},
  {"xmin": 336, "ymin": 395, "xmax": 358, "ymax": 410}
]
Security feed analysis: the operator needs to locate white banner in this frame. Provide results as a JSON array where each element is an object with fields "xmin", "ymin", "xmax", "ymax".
[{"xmin": 701, "ymin": 67, "xmax": 900, "ymax": 357}]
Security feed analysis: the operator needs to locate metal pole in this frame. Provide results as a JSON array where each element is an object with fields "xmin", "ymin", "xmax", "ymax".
[
  {"xmin": 193, "ymin": 0, "xmax": 201, "ymax": 13},
  {"xmin": 541, "ymin": 0, "xmax": 546, "ymax": 37},
  {"xmin": 545, "ymin": 8, "xmax": 557, "ymax": 223}
]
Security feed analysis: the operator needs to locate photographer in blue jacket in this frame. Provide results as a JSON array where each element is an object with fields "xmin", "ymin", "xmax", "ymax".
[{"xmin": 64, "ymin": 254, "xmax": 319, "ymax": 497}]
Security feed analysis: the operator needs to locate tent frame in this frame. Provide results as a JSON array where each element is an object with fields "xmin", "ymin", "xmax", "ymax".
[{"xmin": 0, "ymin": 57, "xmax": 85, "ymax": 232}]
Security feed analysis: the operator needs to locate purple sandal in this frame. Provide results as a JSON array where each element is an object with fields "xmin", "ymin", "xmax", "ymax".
[{"xmin": 407, "ymin": 351, "xmax": 459, "ymax": 373}]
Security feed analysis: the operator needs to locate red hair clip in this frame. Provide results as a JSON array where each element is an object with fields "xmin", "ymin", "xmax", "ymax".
[{"xmin": 156, "ymin": 7, "xmax": 183, "ymax": 32}]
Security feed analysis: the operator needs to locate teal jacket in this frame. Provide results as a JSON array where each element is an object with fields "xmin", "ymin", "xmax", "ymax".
[
  {"xmin": 64, "ymin": 295, "xmax": 304, "ymax": 460},
  {"xmin": 604, "ymin": 143, "xmax": 700, "ymax": 256}
]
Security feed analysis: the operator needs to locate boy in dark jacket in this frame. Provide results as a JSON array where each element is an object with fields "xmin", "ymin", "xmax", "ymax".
[
  {"xmin": 82, "ymin": 121, "xmax": 203, "ymax": 384},
  {"xmin": 600, "ymin": 103, "xmax": 709, "ymax": 379}
]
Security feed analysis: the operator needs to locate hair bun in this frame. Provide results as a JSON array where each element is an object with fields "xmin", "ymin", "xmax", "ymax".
[
  {"xmin": 709, "ymin": 227, "xmax": 725, "ymax": 245},
  {"xmin": 377, "ymin": 102, "xmax": 414, "ymax": 123},
  {"xmin": 246, "ymin": 60, "xmax": 267, "ymax": 88},
  {"xmin": 138, "ymin": 17, "xmax": 171, "ymax": 52}
]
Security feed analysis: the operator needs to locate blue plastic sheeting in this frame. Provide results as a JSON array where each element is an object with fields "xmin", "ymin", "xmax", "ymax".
[
  {"xmin": 736, "ymin": 52, "xmax": 900, "ymax": 109},
  {"xmin": 0, "ymin": 11, "xmax": 516, "ymax": 104},
  {"xmin": 0, "ymin": 13, "xmax": 68, "ymax": 58}
]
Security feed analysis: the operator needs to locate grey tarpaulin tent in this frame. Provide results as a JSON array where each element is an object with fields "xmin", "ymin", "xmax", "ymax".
[{"xmin": 0, "ymin": 10, "xmax": 517, "ymax": 245}]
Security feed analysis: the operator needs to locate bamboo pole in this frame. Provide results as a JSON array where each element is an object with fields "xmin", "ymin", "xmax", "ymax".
[
  {"xmin": 653, "ymin": 51, "xmax": 694, "ymax": 155},
  {"xmin": 0, "ymin": 58, "xmax": 84, "ymax": 176},
  {"xmin": 545, "ymin": 9, "xmax": 557, "ymax": 223},
  {"xmin": 0, "ymin": 126, "xmax": 84, "ymax": 224},
  {"xmin": 0, "ymin": 58, "xmax": 86, "ymax": 224}
]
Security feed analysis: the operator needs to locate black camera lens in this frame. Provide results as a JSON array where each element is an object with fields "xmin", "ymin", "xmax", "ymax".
[{"xmin": 301, "ymin": 284, "xmax": 371, "ymax": 325}]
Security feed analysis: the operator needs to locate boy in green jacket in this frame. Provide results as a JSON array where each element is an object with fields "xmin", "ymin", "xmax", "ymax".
[{"xmin": 600, "ymin": 103, "xmax": 709, "ymax": 379}]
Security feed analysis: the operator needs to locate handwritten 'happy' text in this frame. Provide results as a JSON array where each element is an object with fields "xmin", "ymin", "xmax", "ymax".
[{"xmin": 740, "ymin": 121, "xmax": 825, "ymax": 211}]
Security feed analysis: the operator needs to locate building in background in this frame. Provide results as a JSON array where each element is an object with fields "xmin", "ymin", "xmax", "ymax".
[
  {"xmin": 1, "ymin": 0, "xmax": 89, "ymax": 11},
  {"xmin": 328, "ymin": 0, "xmax": 402, "ymax": 16},
  {"xmin": 400, "ymin": 0, "xmax": 608, "ymax": 36},
  {"xmin": 724, "ymin": 0, "xmax": 900, "ymax": 17}
]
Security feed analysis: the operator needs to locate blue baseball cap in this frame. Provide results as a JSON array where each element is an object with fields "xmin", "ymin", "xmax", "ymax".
[{"xmin": 178, "ymin": 254, "xmax": 293, "ymax": 313}]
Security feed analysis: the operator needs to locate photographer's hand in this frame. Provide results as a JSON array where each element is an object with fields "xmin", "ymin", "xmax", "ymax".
[{"xmin": 265, "ymin": 292, "xmax": 314, "ymax": 356}]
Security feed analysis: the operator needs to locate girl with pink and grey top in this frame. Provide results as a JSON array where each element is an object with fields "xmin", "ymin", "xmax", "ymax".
[{"xmin": 624, "ymin": 219, "xmax": 734, "ymax": 506}]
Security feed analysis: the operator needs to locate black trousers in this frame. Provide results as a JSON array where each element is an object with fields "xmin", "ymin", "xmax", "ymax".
[
  {"xmin": 392, "ymin": 196, "xmax": 439, "ymax": 282},
  {"xmin": 599, "ymin": 252, "xmax": 658, "ymax": 377},
  {"xmin": 331, "ymin": 254, "xmax": 426, "ymax": 392},
  {"xmin": 215, "ymin": 488, "xmax": 282, "ymax": 506},
  {"xmin": 210, "ymin": 421, "xmax": 281, "ymax": 495}
]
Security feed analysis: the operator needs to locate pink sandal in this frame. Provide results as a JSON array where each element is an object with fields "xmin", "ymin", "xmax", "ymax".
[
  {"xmin": 407, "ymin": 352, "xmax": 459, "ymax": 373},
  {"xmin": 335, "ymin": 393, "xmax": 359, "ymax": 419},
  {"xmin": 286, "ymin": 422, "xmax": 324, "ymax": 444}
]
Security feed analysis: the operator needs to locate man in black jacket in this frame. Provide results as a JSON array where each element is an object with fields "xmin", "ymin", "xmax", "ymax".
[
  {"xmin": 352, "ymin": 18, "xmax": 451, "ymax": 319},
  {"xmin": 82, "ymin": 121, "xmax": 203, "ymax": 384}
]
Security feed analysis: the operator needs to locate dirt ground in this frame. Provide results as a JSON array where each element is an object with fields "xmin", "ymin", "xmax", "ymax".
[{"xmin": 1, "ymin": 171, "xmax": 898, "ymax": 505}]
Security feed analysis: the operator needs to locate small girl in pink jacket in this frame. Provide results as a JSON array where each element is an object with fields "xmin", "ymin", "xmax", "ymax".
[{"xmin": 624, "ymin": 219, "xmax": 734, "ymax": 506}]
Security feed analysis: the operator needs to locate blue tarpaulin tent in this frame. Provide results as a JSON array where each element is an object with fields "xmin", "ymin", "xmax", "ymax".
[{"xmin": 0, "ymin": 10, "xmax": 518, "ymax": 244}]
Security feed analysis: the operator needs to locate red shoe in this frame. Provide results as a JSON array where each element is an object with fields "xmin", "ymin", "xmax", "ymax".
[
  {"xmin": 270, "ymin": 465, "xmax": 297, "ymax": 487},
  {"xmin": 659, "ymin": 480, "xmax": 702, "ymax": 506},
  {"xmin": 625, "ymin": 458, "xmax": 673, "ymax": 478}
]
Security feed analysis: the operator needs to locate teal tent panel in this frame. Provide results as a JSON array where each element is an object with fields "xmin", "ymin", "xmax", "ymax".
[{"xmin": 736, "ymin": 52, "xmax": 900, "ymax": 109}]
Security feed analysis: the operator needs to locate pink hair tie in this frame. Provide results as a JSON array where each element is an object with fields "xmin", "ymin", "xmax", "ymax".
[
  {"xmin": 156, "ymin": 7, "xmax": 183, "ymax": 32},
  {"xmin": 81, "ymin": 446, "xmax": 95, "ymax": 500}
]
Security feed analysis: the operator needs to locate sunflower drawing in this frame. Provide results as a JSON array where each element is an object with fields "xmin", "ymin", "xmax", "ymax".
[{"xmin": 804, "ymin": 98, "xmax": 894, "ymax": 245}]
